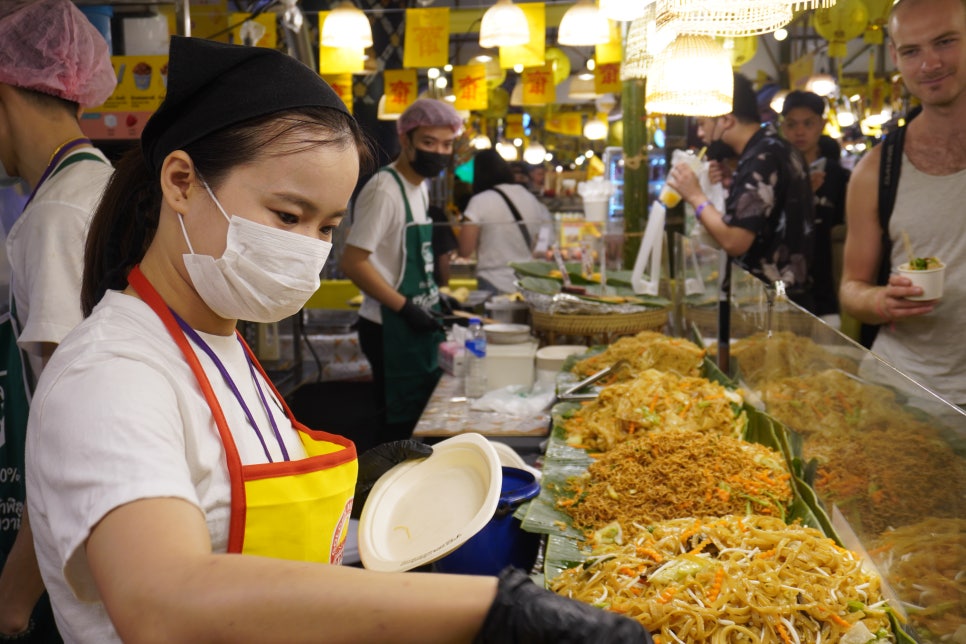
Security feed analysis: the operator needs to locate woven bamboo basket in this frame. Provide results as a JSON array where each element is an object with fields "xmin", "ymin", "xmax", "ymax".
[{"xmin": 530, "ymin": 307, "xmax": 669, "ymax": 345}]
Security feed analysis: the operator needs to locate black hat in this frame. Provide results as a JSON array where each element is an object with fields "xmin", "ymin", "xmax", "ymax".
[
  {"xmin": 731, "ymin": 73, "xmax": 760, "ymax": 123},
  {"xmin": 141, "ymin": 36, "xmax": 349, "ymax": 174},
  {"xmin": 781, "ymin": 90, "xmax": 826, "ymax": 117}
]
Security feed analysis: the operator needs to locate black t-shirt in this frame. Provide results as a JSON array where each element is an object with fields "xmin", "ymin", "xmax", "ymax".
[
  {"xmin": 723, "ymin": 123, "xmax": 815, "ymax": 304},
  {"xmin": 811, "ymin": 160, "xmax": 851, "ymax": 315}
]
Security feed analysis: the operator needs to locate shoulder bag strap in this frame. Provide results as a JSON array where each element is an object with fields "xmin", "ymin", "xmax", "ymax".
[{"xmin": 490, "ymin": 187, "xmax": 533, "ymax": 249}]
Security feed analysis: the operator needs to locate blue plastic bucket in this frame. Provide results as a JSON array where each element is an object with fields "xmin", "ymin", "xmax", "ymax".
[
  {"xmin": 434, "ymin": 466, "xmax": 541, "ymax": 576},
  {"xmin": 79, "ymin": 6, "xmax": 114, "ymax": 54}
]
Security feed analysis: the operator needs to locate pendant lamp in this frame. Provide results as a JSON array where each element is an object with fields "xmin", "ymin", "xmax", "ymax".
[
  {"xmin": 656, "ymin": 0, "xmax": 793, "ymax": 38},
  {"xmin": 645, "ymin": 34, "xmax": 733, "ymax": 117},
  {"xmin": 558, "ymin": 0, "xmax": 611, "ymax": 46},
  {"xmin": 599, "ymin": 0, "xmax": 655, "ymax": 22},
  {"xmin": 479, "ymin": 0, "xmax": 530, "ymax": 49},
  {"xmin": 321, "ymin": 1, "xmax": 373, "ymax": 49},
  {"xmin": 621, "ymin": 3, "xmax": 671, "ymax": 80}
]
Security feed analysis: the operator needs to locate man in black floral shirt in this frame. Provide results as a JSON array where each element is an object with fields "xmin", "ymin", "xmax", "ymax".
[{"xmin": 668, "ymin": 73, "xmax": 816, "ymax": 311}]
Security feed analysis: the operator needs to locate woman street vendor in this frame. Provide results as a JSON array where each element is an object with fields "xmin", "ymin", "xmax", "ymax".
[{"xmin": 23, "ymin": 36, "xmax": 650, "ymax": 642}]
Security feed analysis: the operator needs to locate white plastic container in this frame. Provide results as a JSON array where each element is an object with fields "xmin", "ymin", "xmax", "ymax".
[{"xmin": 484, "ymin": 340, "xmax": 538, "ymax": 392}]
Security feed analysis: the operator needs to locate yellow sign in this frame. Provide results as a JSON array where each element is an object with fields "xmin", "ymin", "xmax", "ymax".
[
  {"xmin": 545, "ymin": 111, "xmax": 583, "ymax": 136},
  {"xmin": 91, "ymin": 55, "xmax": 169, "ymax": 112},
  {"xmin": 452, "ymin": 64, "xmax": 488, "ymax": 111},
  {"xmin": 594, "ymin": 62, "xmax": 621, "ymax": 94},
  {"xmin": 521, "ymin": 63, "xmax": 556, "ymax": 106},
  {"xmin": 319, "ymin": 10, "xmax": 366, "ymax": 74},
  {"xmin": 403, "ymin": 8, "xmax": 450, "ymax": 68},
  {"xmin": 505, "ymin": 113, "xmax": 524, "ymax": 139},
  {"xmin": 322, "ymin": 74, "xmax": 354, "ymax": 114},
  {"xmin": 230, "ymin": 12, "xmax": 278, "ymax": 48},
  {"xmin": 595, "ymin": 21, "xmax": 622, "ymax": 64},
  {"xmin": 788, "ymin": 52, "xmax": 815, "ymax": 91},
  {"xmin": 499, "ymin": 3, "xmax": 545, "ymax": 69},
  {"xmin": 383, "ymin": 69, "xmax": 418, "ymax": 115},
  {"xmin": 190, "ymin": 0, "xmax": 230, "ymax": 41}
]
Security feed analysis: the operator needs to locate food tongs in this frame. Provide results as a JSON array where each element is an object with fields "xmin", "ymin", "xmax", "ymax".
[{"xmin": 557, "ymin": 360, "xmax": 629, "ymax": 401}]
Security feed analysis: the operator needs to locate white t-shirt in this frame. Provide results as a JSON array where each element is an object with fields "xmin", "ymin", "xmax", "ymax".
[
  {"xmin": 871, "ymin": 154, "xmax": 966, "ymax": 405},
  {"xmin": 6, "ymin": 148, "xmax": 113, "ymax": 382},
  {"xmin": 462, "ymin": 183, "xmax": 553, "ymax": 293},
  {"xmin": 26, "ymin": 291, "xmax": 306, "ymax": 643},
  {"xmin": 345, "ymin": 162, "xmax": 430, "ymax": 324}
]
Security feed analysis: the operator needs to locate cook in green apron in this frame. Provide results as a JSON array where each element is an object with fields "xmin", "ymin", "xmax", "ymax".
[{"xmin": 379, "ymin": 168, "xmax": 444, "ymax": 434}]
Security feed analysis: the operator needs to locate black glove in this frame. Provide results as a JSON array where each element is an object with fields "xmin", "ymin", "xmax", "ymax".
[
  {"xmin": 474, "ymin": 568, "xmax": 653, "ymax": 644},
  {"xmin": 398, "ymin": 297, "xmax": 444, "ymax": 333},
  {"xmin": 351, "ymin": 440, "xmax": 433, "ymax": 518}
]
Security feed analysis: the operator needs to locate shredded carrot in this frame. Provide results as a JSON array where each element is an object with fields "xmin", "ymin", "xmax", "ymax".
[
  {"xmin": 688, "ymin": 538, "xmax": 711, "ymax": 555},
  {"xmin": 636, "ymin": 546, "xmax": 664, "ymax": 563},
  {"xmin": 756, "ymin": 548, "xmax": 776, "ymax": 560},
  {"xmin": 618, "ymin": 566, "xmax": 637, "ymax": 577},
  {"xmin": 707, "ymin": 567, "xmax": 725, "ymax": 602},
  {"xmin": 657, "ymin": 587, "xmax": 678, "ymax": 604},
  {"xmin": 776, "ymin": 622, "xmax": 793, "ymax": 644},
  {"xmin": 824, "ymin": 610, "xmax": 851, "ymax": 629}
]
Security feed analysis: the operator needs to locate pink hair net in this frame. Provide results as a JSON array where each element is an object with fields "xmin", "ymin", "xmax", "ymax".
[
  {"xmin": 397, "ymin": 98, "xmax": 464, "ymax": 136},
  {"xmin": 0, "ymin": 0, "xmax": 116, "ymax": 107}
]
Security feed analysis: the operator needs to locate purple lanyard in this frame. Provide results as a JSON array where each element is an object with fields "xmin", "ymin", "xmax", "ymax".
[
  {"xmin": 24, "ymin": 138, "xmax": 92, "ymax": 209},
  {"xmin": 173, "ymin": 313, "xmax": 291, "ymax": 463}
]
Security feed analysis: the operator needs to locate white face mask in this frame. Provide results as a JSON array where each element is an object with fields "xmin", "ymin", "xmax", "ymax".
[{"xmin": 179, "ymin": 181, "xmax": 332, "ymax": 323}]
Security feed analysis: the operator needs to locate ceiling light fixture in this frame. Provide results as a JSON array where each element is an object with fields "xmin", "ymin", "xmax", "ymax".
[
  {"xmin": 321, "ymin": 1, "xmax": 373, "ymax": 48},
  {"xmin": 645, "ymin": 34, "xmax": 733, "ymax": 116},
  {"xmin": 558, "ymin": 0, "xmax": 610, "ymax": 46},
  {"xmin": 479, "ymin": 0, "xmax": 530, "ymax": 49}
]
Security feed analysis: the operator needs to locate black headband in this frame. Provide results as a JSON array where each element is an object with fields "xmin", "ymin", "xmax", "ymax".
[{"xmin": 141, "ymin": 36, "xmax": 350, "ymax": 174}]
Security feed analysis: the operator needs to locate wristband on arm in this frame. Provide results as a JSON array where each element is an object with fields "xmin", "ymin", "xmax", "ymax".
[{"xmin": 695, "ymin": 200, "xmax": 712, "ymax": 221}]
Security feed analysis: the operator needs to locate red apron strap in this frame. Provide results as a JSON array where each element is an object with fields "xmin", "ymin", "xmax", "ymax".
[{"xmin": 127, "ymin": 265, "xmax": 248, "ymax": 552}]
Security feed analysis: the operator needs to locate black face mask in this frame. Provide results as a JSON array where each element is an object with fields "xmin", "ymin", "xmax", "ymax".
[
  {"xmin": 410, "ymin": 147, "xmax": 451, "ymax": 178},
  {"xmin": 706, "ymin": 139, "xmax": 737, "ymax": 162}
]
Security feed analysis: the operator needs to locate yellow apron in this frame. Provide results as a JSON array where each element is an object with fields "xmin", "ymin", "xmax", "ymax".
[{"xmin": 129, "ymin": 266, "xmax": 358, "ymax": 563}]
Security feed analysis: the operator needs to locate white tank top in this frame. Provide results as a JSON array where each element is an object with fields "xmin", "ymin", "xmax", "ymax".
[{"xmin": 871, "ymin": 153, "xmax": 966, "ymax": 405}]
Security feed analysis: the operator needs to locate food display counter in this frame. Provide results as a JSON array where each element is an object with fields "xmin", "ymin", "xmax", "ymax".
[{"xmin": 480, "ymin": 237, "xmax": 964, "ymax": 643}]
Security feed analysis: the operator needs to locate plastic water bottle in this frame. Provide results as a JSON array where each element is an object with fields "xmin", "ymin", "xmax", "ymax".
[{"xmin": 464, "ymin": 317, "xmax": 488, "ymax": 398}]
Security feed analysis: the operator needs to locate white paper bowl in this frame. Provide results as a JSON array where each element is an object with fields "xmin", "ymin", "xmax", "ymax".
[
  {"xmin": 897, "ymin": 261, "xmax": 945, "ymax": 301},
  {"xmin": 484, "ymin": 323, "xmax": 532, "ymax": 344},
  {"xmin": 358, "ymin": 433, "xmax": 501, "ymax": 572}
]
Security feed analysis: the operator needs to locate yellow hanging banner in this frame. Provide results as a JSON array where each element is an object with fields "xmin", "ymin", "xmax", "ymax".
[
  {"xmin": 788, "ymin": 52, "xmax": 815, "ymax": 91},
  {"xmin": 230, "ymin": 13, "xmax": 277, "ymax": 48},
  {"xmin": 595, "ymin": 21, "xmax": 622, "ymax": 64},
  {"xmin": 452, "ymin": 64, "xmax": 488, "ymax": 111},
  {"xmin": 504, "ymin": 113, "xmax": 525, "ymax": 140},
  {"xmin": 499, "ymin": 3, "xmax": 545, "ymax": 69},
  {"xmin": 318, "ymin": 11, "xmax": 365, "ymax": 74},
  {"xmin": 383, "ymin": 69, "xmax": 418, "ymax": 115},
  {"xmin": 594, "ymin": 62, "xmax": 621, "ymax": 94},
  {"xmin": 322, "ymin": 74, "xmax": 354, "ymax": 114},
  {"xmin": 545, "ymin": 111, "xmax": 583, "ymax": 136},
  {"xmin": 521, "ymin": 63, "xmax": 556, "ymax": 106},
  {"xmin": 403, "ymin": 8, "xmax": 450, "ymax": 69},
  {"xmin": 190, "ymin": 0, "xmax": 229, "ymax": 42}
]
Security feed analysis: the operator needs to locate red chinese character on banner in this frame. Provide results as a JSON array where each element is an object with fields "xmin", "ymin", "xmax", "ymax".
[
  {"xmin": 414, "ymin": 26, "xmax": 444, "ymax": 57},
  {"xmin": 526, "ymin": 70, "xmax": 552, "ymax": 96},
  {"xmin": 457, "ymin": 75, "xmax": 483, "ymax": 101},
  {"xmin": 599, "ymin": 64, "xmax": 619, "ymax": 84},
  {"xmin": 389, "ymin": 80, "xmax": 412, "ymax": 106}
]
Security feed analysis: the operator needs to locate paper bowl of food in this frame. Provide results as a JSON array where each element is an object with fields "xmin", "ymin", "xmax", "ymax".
[{"xmin": 898, "ymin": 257, "xmax": 945, "ymax": 301}]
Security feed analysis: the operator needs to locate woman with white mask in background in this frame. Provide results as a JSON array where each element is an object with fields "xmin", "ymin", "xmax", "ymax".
[{"xmin": 23, "ymin": 36, "xmax": 651, "ymax": 643}]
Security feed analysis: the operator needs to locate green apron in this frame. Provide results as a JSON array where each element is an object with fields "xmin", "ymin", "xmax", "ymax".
[
  {"xmin": 380, "ymin": 168, "xmax": 444, "ymax": 425},
  {"xmin": 0, "ymin": 306, "xmax": 30, "ymax": 568}
]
